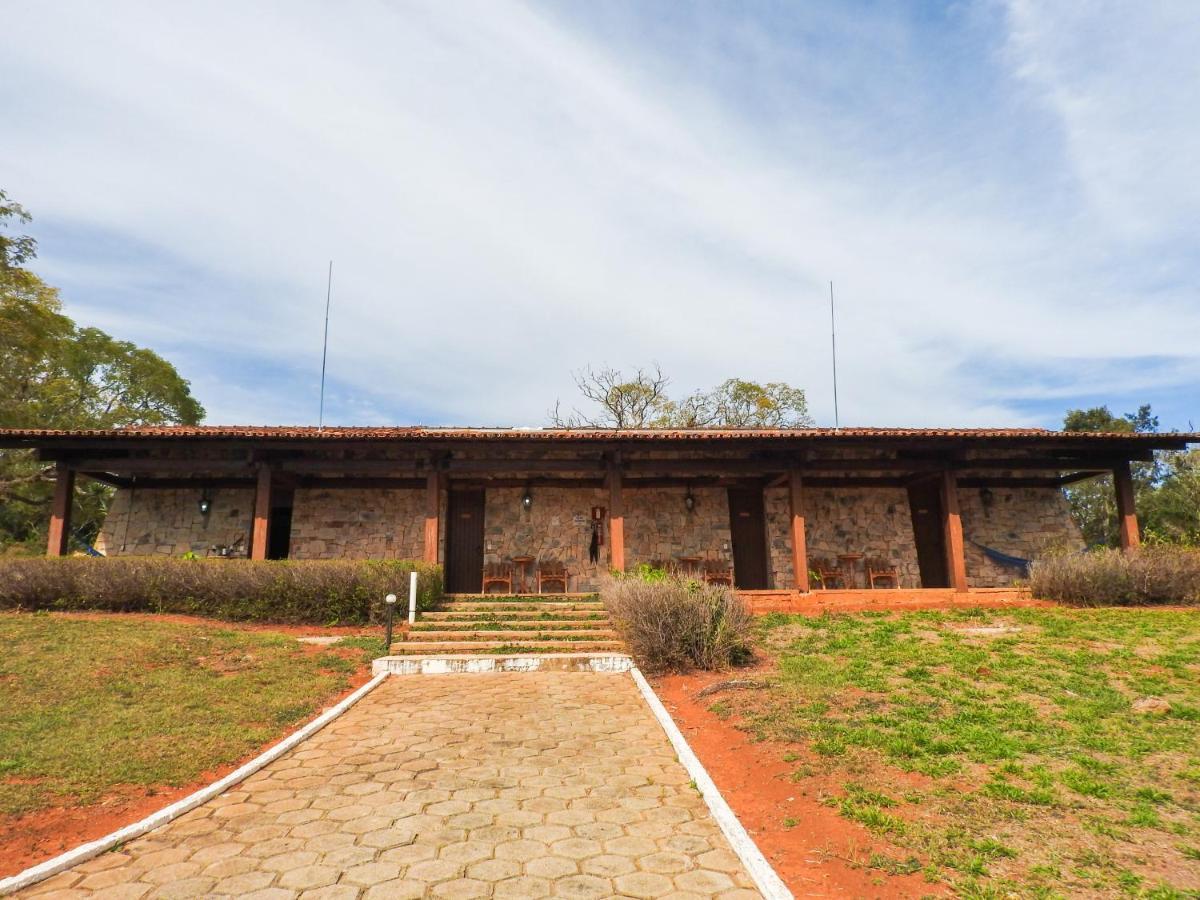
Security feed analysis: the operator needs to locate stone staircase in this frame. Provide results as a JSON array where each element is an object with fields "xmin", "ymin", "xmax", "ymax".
[{"xmin": 389, "ymin": 594, "xmax": 624, "ymax": 656}]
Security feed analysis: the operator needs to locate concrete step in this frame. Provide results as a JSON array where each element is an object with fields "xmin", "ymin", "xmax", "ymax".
[
  {"xmin": 435, "ymin": 601, "xmax": 606, "ymax": 613},
  {"xmin": 405, "ymin": 629, "xmax": 619, "ymax": 642},
  {"xmin": 417, "ymin": 619, "xmax": 614, "ymax": 628},
  {"xmin": 390, "ymin": 640, "xmax": 626, "ymax": 655},
  {"xmin": 373, "ymin": 653, "xmax": 633, "ymax": 675},
  {"xmin": 422, "ymin": 609, "xmax": 608, "ymax": 621},
  {"xmin": 446, "ymin": 593, "xmax": 597, "ymax": 601},
  {"xmin": 410, "ymin": 620, "xmax": 614, "ymax": 632}
]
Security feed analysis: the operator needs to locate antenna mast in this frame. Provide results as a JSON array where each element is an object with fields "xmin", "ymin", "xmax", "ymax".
[
  {"xmin": 830, "ymin": 280, "xmax": 840, "ymax": 428},
  {"xmin": 318, "ymin": 260, "xmax": 333, "ymax": 430}
]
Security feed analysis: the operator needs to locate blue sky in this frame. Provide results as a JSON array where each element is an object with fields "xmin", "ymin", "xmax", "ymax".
[{"xmin": 2, "ymin": 1, "xmax": 1197, "ymax": 430}]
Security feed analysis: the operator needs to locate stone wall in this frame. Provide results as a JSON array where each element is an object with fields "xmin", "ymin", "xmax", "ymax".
[
  {"xmin": 96, "ymin": 488, "xmax": 255, "ymax": 556},
  {"xmin": 959, "ymin": 486, "xmax": 1083, "ymax": 588},
  {"xmin": 289, "ymin": 488, "xmax": 427, "ymax": 560},
  {"xmin": 92, "ymin": 480, "xmax": 1084, "ymax": 590},
  {"xmin": 483, "ymin": 487, "xmax": 608, "ymax": 591},
  {"xmin": 765, "ymin": 487, "xmax": 921, "ymax": 589},
  {"xmin": 624, "ymin": 487, "xmax": 732, "ymax": 571}
]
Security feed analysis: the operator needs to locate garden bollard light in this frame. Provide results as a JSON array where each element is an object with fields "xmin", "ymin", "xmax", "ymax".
[
  {"xmin": 384, "ymin": 593, "xmax": 397, "ymax": 652},
  {"xmin": 408, "ymin": 571, "xmax": 418, "ymax": 625}
]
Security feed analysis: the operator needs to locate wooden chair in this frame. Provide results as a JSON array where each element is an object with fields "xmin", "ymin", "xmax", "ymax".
[
  {"xmin": 537, "ymin": 560, "xmax": 569, "ymax": 594},
  {"xmin": 481, "ymin": 561, "xmax": 514, "ymax": 594},
  {"xmin": 865, "ymin": 557, "xmax": 900, "ymax": 589},
  {"xmin": 701, "ymin": 559, "xmax": 734, "ymax": 587},
  {"xmin": 811, "ymin": 557, "xmax": 846, "ymax": 589}
]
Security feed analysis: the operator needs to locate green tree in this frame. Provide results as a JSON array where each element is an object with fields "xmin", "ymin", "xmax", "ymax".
[
  {"xmin": 1062, "ymin": 404, "xmax": 1197, "ymax": 547},
  {"xmin": 0, "ymin": 192, "xmax": 204, "ymax": 552},
  {"xmin": 551, "ymin": 366, "xmax": 812, "ymax": 429}
]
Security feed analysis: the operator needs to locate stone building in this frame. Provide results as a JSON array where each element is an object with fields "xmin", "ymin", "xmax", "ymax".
[{"xmin": 6, "ymin": 425, "xmax": 1192, "ymax": 594}]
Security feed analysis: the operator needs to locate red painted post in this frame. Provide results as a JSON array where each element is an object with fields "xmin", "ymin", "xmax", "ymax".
[
  {"xmin": 608, "ymin": 458, "xmax": 625, "ymax": 572},
  {"xmin": 46, "ymin": 461, "xmax": 75, "ymax": 557},
  {"xmin": 788, "ymin": 469, "xmax": 810, "ymax": 592},
  {"xmin": 940, "ymin": 469, "xmax": 968, "ymax": 592},
  {"xmin": 250, "ymin": 465, "xmax": 272, "ymax": 560},
  {"xmin": 423, "ymin": 470, "xmax": 441, "ymax": 564},
  {"xmin": 1113, "ymin": 461, "xmax": 1140, "ymax": 550}
]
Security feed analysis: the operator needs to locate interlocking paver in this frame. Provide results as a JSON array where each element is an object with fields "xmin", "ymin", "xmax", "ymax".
[{"xmin": 17, "ymin": 674, "xmax": 761, "ymax": 897}]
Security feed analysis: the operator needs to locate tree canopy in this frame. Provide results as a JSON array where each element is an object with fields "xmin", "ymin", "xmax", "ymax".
[
  {"xmin": 1062, "ymin": 404, "xmax": 1198, "ymax": 547},
  {"xmin": 0, "ymin": 191, "xmax": 204, "ymax": 551},
  {"xmin": 550, "ymin": 365, "xmax": 813, "ymax": 429}
]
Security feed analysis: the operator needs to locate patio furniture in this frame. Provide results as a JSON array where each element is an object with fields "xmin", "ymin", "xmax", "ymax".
[
  {"xmin": 812, "ymin": 557, "xmax": 846, "ymax": 589},
  {"xmin": 837, "ymin": 552, "xmax": 865, "ymax": 589},
  {"xmin": 537, "ymin": 560, "xmax": 570, "ymax": 594},
  {"xmin": 701, "ymin": 559, "xmax": 733, "ymax": 586},
  {"xmin": 482, "ymin": 561, "xmax": 515, "ymax": 594},
  {"xmin": 675, "ymin": 555, "xmax": 703, "ymax": 576},
  {"xmin": 511, "ymin": 554, "xmax": 535, "ymax": 593},
  {"xmin": 865, "ymin": 557, "xmax": 900, "ymax": 588}
]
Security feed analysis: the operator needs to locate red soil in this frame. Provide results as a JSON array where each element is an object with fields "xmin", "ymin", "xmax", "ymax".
[
  {"xmin": 654, "ymin": 666, "xmax": 946, "ymax": 899},
  {"xmin": 0, "ymin": 614, "xmax": 375, "ymax": 879}
]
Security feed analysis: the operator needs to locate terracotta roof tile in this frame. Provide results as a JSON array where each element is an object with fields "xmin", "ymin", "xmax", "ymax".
[{"xmin": 0, "ymin": 424, "xmax": 1196, "ymax": 444}]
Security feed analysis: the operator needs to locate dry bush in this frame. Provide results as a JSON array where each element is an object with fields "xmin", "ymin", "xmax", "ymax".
[
  {"xmin": 601, "ymin": 572, "xmax": 753, "ymax": 673},
  {"xmin": 1029, "ymin": 546, "xmax": 1200, "ymax": 606},
  {"xmin": 0, "ymin": 558, "xmax": 443, "ymax": 624}
]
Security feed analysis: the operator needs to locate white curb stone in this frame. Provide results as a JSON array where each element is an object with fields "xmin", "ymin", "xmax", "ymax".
[
  {"xmin": 630, "ymin": 667, "xmax": 793, "ymax": 900},
  {"xmin": 0, "ymin": 672, "xmax": 388, "ymax": 897}
]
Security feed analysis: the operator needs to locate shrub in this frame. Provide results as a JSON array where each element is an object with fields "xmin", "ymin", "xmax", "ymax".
[
  {"xmin": 601, "ymin": 571, "xmax": 753, "ymax": 673},
  {"xmin": 1029, "ymin": 547, "xmax": 1200, "ymax": 606},
  {"xmin": 0, "ymin": 558, "xmax": 443, "ymax": 625}
]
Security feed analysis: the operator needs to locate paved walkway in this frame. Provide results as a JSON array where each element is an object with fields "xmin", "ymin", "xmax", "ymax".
[{"xmin": 23, "ymin": 674, "xmax": 760, "ymax": 899}]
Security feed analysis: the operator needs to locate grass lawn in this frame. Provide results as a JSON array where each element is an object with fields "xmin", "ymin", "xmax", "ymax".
[
  {"xmin": 729, "ymin": 608, "xmax": 1200, "ymax": 898},
  {"xmin": 0, "ymin": 612, "xmax": 379, "ymax": 820}
]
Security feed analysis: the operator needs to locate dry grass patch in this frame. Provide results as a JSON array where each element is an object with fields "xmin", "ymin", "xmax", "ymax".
[{"xmin": 0, "ymin": 612, "xmax": 377, "ymax": 818}]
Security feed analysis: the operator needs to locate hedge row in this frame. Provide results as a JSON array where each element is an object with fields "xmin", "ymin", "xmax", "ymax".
[
  {"xmin": 0, "ymin": 558, "xmax": 443, "ymax": 625},
  {"xmin": 1028, "ymin": 547, "xmax": 1200, "ymax": 606}
]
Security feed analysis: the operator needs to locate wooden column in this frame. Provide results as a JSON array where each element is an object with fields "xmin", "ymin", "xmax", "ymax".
[
  {"xmin": 1113, "ymin": 461, "xmax": 1141, "ymax": 550},
  {"xmin": 46, "ymin": 461, "xmax": 75, "ymax": 557},
  {"xmin": 250, "ymin": 464, "xmax": 272, "ymax": 560},
  {"xmin": 940, "ymin": 469, "xmax": 968, "ymax": 592},
  {"xmin": 787, "ymin": 469, "xmax": 810, "ymax": 592},
  {"xmin": 423, "ymin": 469, "xmax": 441, "ymax": 564},
  {"xmin": 608, "ymin": 458, "xmax": 625, "ymax": 573}
]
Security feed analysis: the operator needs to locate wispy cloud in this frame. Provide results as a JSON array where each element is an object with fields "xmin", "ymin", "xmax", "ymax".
[{"xmin": 2, "ymin": 0, "xmax": 1196, "ymax": 429}]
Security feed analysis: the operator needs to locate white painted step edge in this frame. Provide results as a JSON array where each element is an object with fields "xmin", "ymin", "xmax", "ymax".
[
  {"xmin": 0, "ymin": 672, "xmax": 389, "ymax": 897},
  {"xmin": 629, "ymin": 667, "xmax": 793, "ymax": 900}
]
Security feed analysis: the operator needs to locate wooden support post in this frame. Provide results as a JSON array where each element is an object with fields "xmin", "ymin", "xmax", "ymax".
[
  {"xmin": 423, "ymin": 469, "xmax": 441, "ymax": 564},
  {"xmin": 46, "ymin": 461, "xmax": 75, "ymax": 557},
  {"xmin": 940, "ymin": 469, "xmax": 968, "ymax": 592},
  {"xmin": 788, "ymin": 469, "xmax": 810, "ymax": 592},
  {"xmin": 608, "ymin": 457, "xmax": 625, "ymax": 573},
  {"xmin": 250, "ymin": 464, "xmax": 272, "ymax": 560},
  {"xmin": 1113, "ymin": 461, "xmax": 1140, "ymax": 550}
]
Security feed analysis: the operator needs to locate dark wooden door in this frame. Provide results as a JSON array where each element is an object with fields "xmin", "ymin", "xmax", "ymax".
[
  {"xmin": 727, "ymin": 488, "xmax": 769, "ymax": 589},
  {"xmin": 907, "ymin": 480, "xmax": 948, "ymax": 588},
  {"xmin": 446, "ymin": 489, "xmax": 485, "ymax": 594}
]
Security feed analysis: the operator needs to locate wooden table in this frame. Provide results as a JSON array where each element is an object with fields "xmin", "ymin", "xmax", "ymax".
[
  {"xmin": 675, "ymin": 556, "xmax": 703, "ymax": 576},
  {"xmin": 837, "ymin": 553, "xmax": 864, "ymax": 589},
  {"xmin": 511, "ymin": 555, "xmax": 535, "ymax": 594}
]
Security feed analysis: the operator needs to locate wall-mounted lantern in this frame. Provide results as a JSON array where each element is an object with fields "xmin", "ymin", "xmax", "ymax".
[
  {"xmin": 521, "ymin": 487, "xmax": 533, "ymax": 512},
  {"xmin": 198, "ymin": 487, "xmax": 212, "ymax": 517},
  {"xmin": 684, "ymin": 487, "xmax": 696, "ymax": 512}
]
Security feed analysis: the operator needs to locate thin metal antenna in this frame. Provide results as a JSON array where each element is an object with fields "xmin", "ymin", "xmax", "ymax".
[
  {"xmin": 318, "ymin": 260, "xmax": 333, "ymax": 430},
  {"xmin": 830, "ymin": 280, "xmax": 840, "ymax": 428}
]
